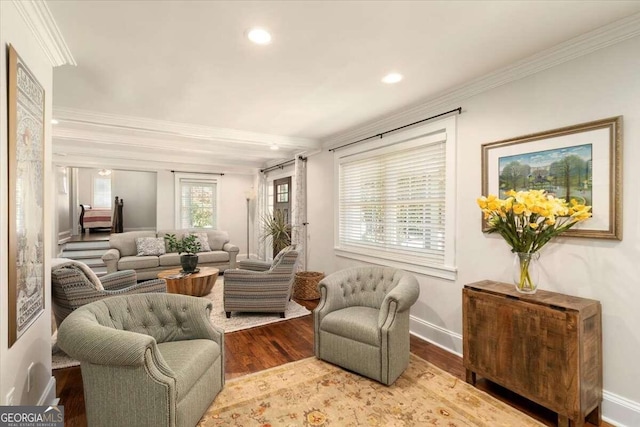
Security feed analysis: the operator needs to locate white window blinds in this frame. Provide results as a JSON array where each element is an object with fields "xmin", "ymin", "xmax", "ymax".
[
  {"xmin": 339, "ymin": 140, "xmax": 446, "ymax": 264},
  {"xmin": 179, "ymin": 179, "xmax": 217, "ymax": 229},
  {"xmin": 336, "ymin": 115, "xmax": 457, "ymax": 279}
]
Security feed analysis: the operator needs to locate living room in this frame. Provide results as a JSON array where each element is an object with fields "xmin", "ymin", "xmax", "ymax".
[{"xmin": 2, "ymin": 1, "xmax": 640, "ymax": 426}]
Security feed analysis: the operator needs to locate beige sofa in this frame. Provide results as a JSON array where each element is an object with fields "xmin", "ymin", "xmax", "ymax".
[{"xmin": 102, "ymin": 229, "xmax": 239, "ymax": 280}]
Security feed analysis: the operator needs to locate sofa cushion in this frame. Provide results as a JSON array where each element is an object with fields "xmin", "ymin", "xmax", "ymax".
[
  {"xmin": 320, "ymin": 306, "xmax": 380, "ymax": 347},
  {"xmin": 157, "ymin": 339, "xmax": 220, "ymax": 399},
  {"xmin": 158, "ymin": 253, "xmax": 181, "ymax": 267},
  {"xmin": 136, "ymin": 237, "xmax": 166, "ymax": 256},
  {"xmin": 197, "ymin": 251, "xmax": 229, "ymax": 263},
  {"xmin": 110, "ymin": 231, "xmax": 156, "ymax": 257},
  {"xmin": 118, "ymin": 255, "xmax": 159, "ymax": 270}
]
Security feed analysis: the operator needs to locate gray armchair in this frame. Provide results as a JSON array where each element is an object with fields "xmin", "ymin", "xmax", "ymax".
[
  {"xmin": 51, "ymin": 258, "xmax": 166, "ymax": 328},
  {"xmin": 57, "ymin": 293, "xmax": 224, "ymax": 427},
  {"xmin": 224, "ymin": 245, "xmax": 300, "ymax": 318},
  {"xmin": 314, "ymin": 266, "xmax": 420, "ymax": 385}
]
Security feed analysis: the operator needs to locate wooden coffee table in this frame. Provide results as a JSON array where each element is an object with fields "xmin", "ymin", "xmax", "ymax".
[{"xmin": 157, "ymin": 266, "xmax": 219, "ymax": 297}]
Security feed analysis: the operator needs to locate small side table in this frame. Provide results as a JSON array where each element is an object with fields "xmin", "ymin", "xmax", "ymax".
[{"xmin": 157, "ymin": 267, "xmax": 219, "ymax": 297}]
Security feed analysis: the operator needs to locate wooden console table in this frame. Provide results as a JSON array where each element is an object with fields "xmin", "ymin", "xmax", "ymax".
[{"xmin": 463, "ymin": 280, "xmax": 602, "ymax": 427}]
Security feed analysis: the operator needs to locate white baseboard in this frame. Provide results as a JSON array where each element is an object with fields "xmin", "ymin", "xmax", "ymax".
[
  {"xmin": 57, "ymin": 229, "xmax": 72, "ymax": 245},
  {"xmin": 37, "ymin": 377, "xmax": 57, "ymax": 406},
  {"xmin": 602, "ymin": 390, "xmax": 640, "ymax": 427},
  {"xmin": 409, "ymin": 316, "xmax": 640, "ymax": 427},
  {"xmin": 409, "ymin": 315, "xmax": 462, "ymax": 357}
]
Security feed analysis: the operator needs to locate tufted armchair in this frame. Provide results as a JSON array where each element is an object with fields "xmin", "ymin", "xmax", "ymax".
[
  {"xmin": 224, "ymin": 245, "xmax": 300, "ymax": 318},
  {"xmin": 57, "ymin": 293, "xmax": 224, "ymax": 427},
  {"xmin": 314, "ymin": 266, "xmax": 420, "ymax": 385},
  {"xmin": 51, "ymin": 258, "xmax": 166, "ymax": 328}
]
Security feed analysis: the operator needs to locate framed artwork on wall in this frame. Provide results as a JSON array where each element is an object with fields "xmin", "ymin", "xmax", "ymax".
[
  {"xmin": 481, "ymin": 116, "xmax": 622, "ymax": 240},
  {"xmin": 8, "ymin": 45, "xmax": 46, "ymax": 346}
]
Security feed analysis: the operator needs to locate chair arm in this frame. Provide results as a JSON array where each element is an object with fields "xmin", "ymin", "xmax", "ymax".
[
  {"xmin": 378, "ymin": 277, "xmax": 420, "ymax": 326},
  {"xmin": 314, "ymin": 273, "xmax": 350, "ymax": 316},
  {"xmin": 224, "ymin": 270, "xmax": 293, "ymax": 286},
  {"xmin": 102, "ymin": 248, "xmax": 120, "ymax": 274},
  {"xmin": 237, "ymin": 259, "xmax": 271, "ymax": 271},
  {"xmin": 100, "ymin": 269, "xmax": 137, "ymax": 290},
  {"xmin": 223, "ymin": 243, "xmax": 239, "ymax": 253},
  {"xmin": 58, "ymin": 310, "xmax": 159, "ymax": 367}
]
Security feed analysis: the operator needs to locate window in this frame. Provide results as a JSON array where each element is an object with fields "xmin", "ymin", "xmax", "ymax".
[
  {"xmin": 175, "ymin": 176, "xmax": 218, "ymax": 229},
  {"xmin": 93, "ymin": 177, "xmax": 111, "ymax": 208},
  {"xmin": 335, "ymin": 117, "xmax": 456, "ymax": 279}
]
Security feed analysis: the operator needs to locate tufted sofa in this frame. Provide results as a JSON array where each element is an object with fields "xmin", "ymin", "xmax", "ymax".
[
  {"xmin": 57, "ymin": 293, "xmax": 224, "ymax": 427},
  {"xmin": 102, "ymin": 229, "xmax": 239, "ymax": 280},
  {"xmin": 314, "ymin": 266, "xmax": 420, "ymax": 385}
]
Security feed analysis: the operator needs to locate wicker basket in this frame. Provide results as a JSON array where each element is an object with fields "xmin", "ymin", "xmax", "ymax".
[{"xmin": 293, "ymin": 271, "xmax": 324, "ymax": 300}]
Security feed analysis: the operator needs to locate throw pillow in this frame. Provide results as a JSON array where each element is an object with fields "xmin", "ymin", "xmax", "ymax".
[
  {"xmin": 135, "ymin": 237, "xmax": 166, "ymax": 256},
  {"xmin": 186, "ymin": 233, "xmax": 211, "ymax": 252}
]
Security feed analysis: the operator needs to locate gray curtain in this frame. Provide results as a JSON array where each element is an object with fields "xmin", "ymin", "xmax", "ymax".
[{"xmin": 292, "ymin": 157, "xmax": 307, "ymax": 271}]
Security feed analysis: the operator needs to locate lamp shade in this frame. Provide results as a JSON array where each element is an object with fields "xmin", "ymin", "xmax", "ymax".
[{"xmin": 244, "ymin": 189, "xmax": 257, "ymax": 200}]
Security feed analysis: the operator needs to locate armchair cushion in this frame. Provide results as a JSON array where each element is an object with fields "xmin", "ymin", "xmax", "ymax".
[
  {"xmin": 320, "ymin": 306, "xmax": 380, "ymax": 346},
  {"xmin": 157, "ymin": 339, "xmax": 220, "ymax": 398}
]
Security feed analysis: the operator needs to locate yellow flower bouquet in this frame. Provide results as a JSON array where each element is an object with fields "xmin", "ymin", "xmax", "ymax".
[{"xmin": 477, "ymin": 189, "xmax": 592, "ymax": 292}]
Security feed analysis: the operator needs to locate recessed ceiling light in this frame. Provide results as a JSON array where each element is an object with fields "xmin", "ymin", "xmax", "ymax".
[
  {"xmin": 51, "ymin": 119, "xmax": 59, "ymax": 125},
  {"xmin": 382, "ymin": 73, "xmax": 403, "ymax": 84},
  {"xmin": 247, "ymin": 28, "xmax": 272, "ymax": 45},
  {"xmin": 270, "ymin": 145, "xmax": 279, "ymax": 150}
]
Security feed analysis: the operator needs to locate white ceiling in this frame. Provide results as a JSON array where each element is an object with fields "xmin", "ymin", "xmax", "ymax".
[{"xmin": 48, "ymin": 1, "xmax": 640, "ymax": 172}]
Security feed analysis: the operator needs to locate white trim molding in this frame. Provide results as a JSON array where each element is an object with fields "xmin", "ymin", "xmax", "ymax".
[
  {"xmin": 409, "ymin": 316, "xmax": 463, "ymax": 357},
  {"xmin": 602, "ymin": 390, "xmax": 640, "ymax": 427},
  {"xmin": 12, "ymin": 0, "xmax": 76, "ymax": 67},
  {"xmin": 323, "ymin": 12, "xmax": 640, "ymax": 148}
]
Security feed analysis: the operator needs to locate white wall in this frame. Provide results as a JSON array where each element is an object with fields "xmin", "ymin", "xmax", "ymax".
[
  {"xmin": 0, "ymin": 1, "xmax": 56, "ymax": 405},
  {"xmin": 308, "ymin": 35, "xmax": 640, "ymax": 425},
  {"xmin": 156, "ymin": 172, "xmax": 254, "ymax": 254}
]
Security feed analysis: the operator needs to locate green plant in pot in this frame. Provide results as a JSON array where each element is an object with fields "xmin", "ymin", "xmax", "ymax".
[
  {"xmin": 260, "ymin": 210, "xmax": 291, "ymax": 257},
  {"xmin": 164, "ymin": 233, "xmax": 202, "ymax": 273}
]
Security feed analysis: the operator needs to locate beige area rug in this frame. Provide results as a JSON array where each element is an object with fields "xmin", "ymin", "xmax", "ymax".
[
  {"xmin": 52, "ymin": 278, "xmax": 311, "ymax": 370},
  {"xmin": 199, "ymin": 354, "xmax": 544, "ymax": 427}
]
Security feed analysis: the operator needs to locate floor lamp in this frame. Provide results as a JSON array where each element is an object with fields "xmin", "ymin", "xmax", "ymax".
[{"xmin": 244, "ymin": 189, "xmax": 256, "ymax": 259}]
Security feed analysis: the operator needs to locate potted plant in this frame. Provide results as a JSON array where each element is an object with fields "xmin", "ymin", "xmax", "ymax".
[
  {"xmin": 164, "ymin": 233, "xmax": 202, "ymax": 273},
  {"xmin": 260, "ymin": 210, "xmax": 291, "ymax": 257}
]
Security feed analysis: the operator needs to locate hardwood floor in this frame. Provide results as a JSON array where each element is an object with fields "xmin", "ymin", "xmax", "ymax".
[{"xmin": 54, "ymin": 298, "xmax": 609, "ymax": 427}]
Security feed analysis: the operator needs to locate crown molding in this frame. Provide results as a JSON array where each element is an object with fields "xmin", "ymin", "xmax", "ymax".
[
  {"xmin": 323, "ymin": 12, "xmax": 640, "ymax": 148},
  {"xmin": 53, "ymin": 107, "xmax": 319, "ymax": 149},
  {"xmin": 12, "ymin": 0, "xmax": 76, "ymax": 67}
]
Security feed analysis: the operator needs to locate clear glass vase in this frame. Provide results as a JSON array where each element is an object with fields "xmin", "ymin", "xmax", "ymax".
[{"xmin": 513, "ymin": 252, "xmax": 540, "ymax": 294}]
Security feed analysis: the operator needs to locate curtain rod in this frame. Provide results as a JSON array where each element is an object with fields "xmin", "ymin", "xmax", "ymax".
[
  {"xmin": 260, "ymin": 155, "xmax": 307, "ymax": 174},
  {"xmin": 171, "ymin": 170, "xmax": 225, "ymax": 176},
  {"xmin": 328, "ymin": 107, "xmax": 462, "ymax": 152}
]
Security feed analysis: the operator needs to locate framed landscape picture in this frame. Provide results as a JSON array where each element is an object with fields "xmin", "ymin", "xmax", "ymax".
[
  {"xmin": 481, "ymin": 116, "xmax": 622, "ymax": 240},
  {"xmin": 8, "ymin": 45, "xmax": 46, "ymax": 346}
]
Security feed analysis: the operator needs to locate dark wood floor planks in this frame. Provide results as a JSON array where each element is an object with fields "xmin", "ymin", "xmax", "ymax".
[{"xmin": 54, "ymin": 298, "xmax": 610, "ymax": 427}]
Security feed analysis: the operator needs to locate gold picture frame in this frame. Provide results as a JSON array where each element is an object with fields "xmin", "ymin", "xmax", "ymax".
[
  {"xmin": 8, "ymin": 45, "xmax": 46, "ymax": 346},
  {"xmin": 481, "ymin": 116, "xmax": 622, "ymax": 240}
]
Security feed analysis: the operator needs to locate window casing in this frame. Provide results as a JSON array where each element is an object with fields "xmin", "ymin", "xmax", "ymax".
[
  {"xmin": 335, "ymin": 117, "xmax": 457, "ymax": 280},
  {"xmin": 174, "ymin": 175, "xmax": 218, "ymax": 229}
]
